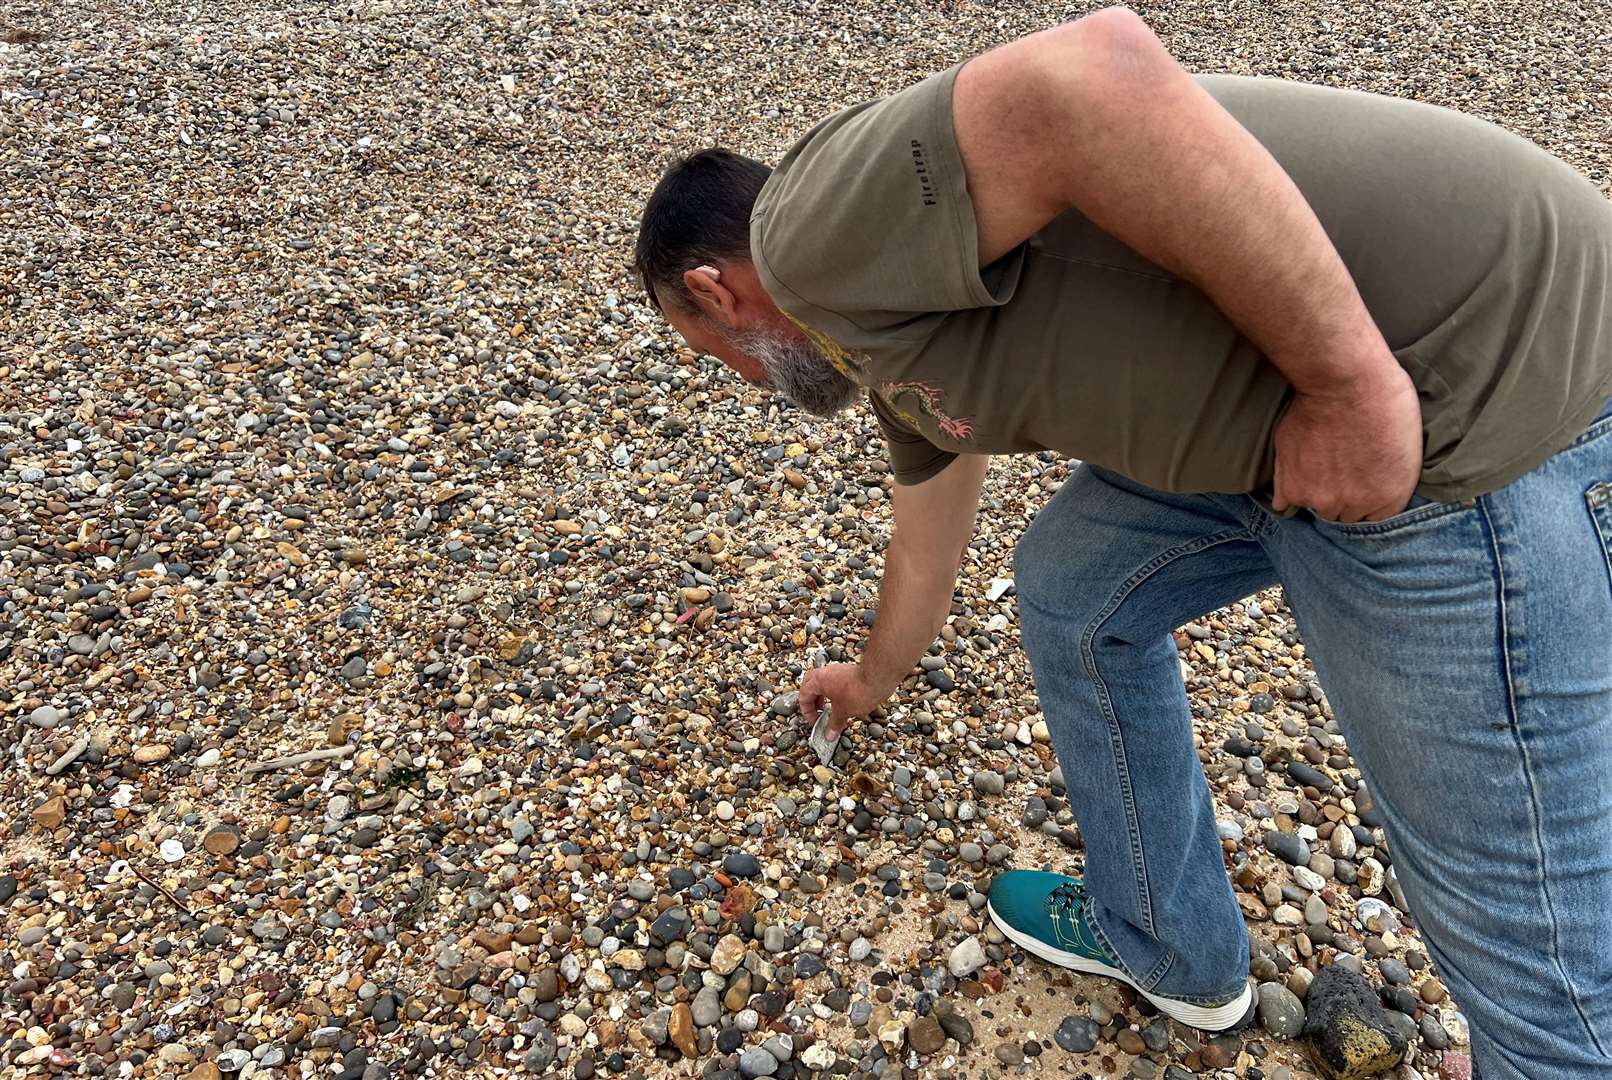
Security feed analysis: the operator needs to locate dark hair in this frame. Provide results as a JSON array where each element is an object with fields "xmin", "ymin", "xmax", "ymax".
[{"xmin": 635, "ymin": 148, "xmax": 772, "ymax": 314}]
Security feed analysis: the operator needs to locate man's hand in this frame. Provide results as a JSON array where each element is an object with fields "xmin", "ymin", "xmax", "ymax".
[
  {"xmin": 1271, "ymin": 363, "xmax": 1424, "ymax": 522},
  {"xmin": 797, "ymin": 455, "xmax": 989, "ymax": 744},
  {"xmin": 800, "ymin": 663, "xmax": 886, "ymax": 739}
]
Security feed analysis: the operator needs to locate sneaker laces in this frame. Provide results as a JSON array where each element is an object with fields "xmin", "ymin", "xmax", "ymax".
[{"xmin": 1048, "ymin": 880, "xmax": 1087, "ymax": 918}]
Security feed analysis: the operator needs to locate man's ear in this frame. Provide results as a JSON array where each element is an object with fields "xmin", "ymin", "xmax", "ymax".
[{"xmin": 682, "ymin": 265, "xmax": 739, "ymax": 327}]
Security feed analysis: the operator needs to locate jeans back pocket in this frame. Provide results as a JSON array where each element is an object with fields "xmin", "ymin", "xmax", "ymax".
[{"xmin": 1313, "ymin": 494, "xmax": 1477, "ymax": 536}]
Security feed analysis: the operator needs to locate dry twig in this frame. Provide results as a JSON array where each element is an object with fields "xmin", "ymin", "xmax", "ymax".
[{"xmin": 243, "ymin": 745, "xmax": 356, "ymax": 774}]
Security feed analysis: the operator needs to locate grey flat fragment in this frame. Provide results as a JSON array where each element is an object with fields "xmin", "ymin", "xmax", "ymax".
[{"xmin": 808, "ymin": 704, "xmax": 838, "ymax": 767}]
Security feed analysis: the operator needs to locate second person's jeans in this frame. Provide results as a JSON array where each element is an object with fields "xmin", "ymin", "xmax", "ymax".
[{"xmin": 1011, "ymin": 398, "xmax": 1612, "ymax": 1079}]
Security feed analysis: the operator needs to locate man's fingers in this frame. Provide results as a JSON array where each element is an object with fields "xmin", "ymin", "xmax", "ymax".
[
  {"xmin": 1360, "ymin": 497, "xmax": 1410, "ymax": 523},
  {"xmin": 1315, "ymin": 503, "xmax": 1361, "ymax": 523},
  {"xmin": 1270, "ymin": 461, "xmax": 1294, "ymax": 514},
  {"xmin": 798, "ymin": 678, "xmax": 820, "ymax": 724}
]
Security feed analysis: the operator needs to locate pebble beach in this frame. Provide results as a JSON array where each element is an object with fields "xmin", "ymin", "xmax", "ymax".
[{"xmin": 2, "ymin": 2, "xmax": 1608, "ymax": 1079}]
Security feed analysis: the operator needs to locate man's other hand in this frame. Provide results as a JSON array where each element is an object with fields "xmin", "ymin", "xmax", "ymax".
[
  {"xmin": 1271, "ymin": 364, "xmax": 1424, "ymax": 523},
  {"xmin": 800, "ymin": 663, "xmax": 884, "ymax": 739}
]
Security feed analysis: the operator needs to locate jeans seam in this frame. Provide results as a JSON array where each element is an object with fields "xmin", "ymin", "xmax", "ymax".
[
  {"xmin": 1046, "ymin": 525, "xmax": 1253, "ymax": 978},
  {"xmin": 1478, "ymin": 497, "xmax": 1610, "ymax": 1056},
  {"xmin": 1083, "ymin": 908, "xmax": 1246, "ymax": 1006},
  {"xmin": 1084, "ymin": 906, "xmax": 1175, "ymax": 992}
]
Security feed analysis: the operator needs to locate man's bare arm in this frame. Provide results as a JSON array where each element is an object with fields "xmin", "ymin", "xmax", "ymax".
[
  {"xmin": 950, "ymin": 8, "xmax": 1422, "ymax": 522},
  {"xmin": 800, "ymin": 454, "xmax": 990, "ymax": 735}
]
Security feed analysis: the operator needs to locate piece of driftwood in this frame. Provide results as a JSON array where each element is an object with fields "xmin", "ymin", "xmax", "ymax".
[
  {"xmin": 243, "ymin": 744, "xmax": 356, "ymax": 774},
  {"xmin": 129, "ymin": 864, "xmax": 192, "ymax": 916}
]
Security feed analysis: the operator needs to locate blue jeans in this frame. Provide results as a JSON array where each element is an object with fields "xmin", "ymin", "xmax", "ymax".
[{"xmin": 1012, "ymin": 399, "xmax": 1612, "ymax": 1079}]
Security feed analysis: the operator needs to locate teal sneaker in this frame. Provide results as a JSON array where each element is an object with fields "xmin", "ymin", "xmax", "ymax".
[{"xmin": 987, "ymin": 870, "xmax": 1253, "ymax": 1030}]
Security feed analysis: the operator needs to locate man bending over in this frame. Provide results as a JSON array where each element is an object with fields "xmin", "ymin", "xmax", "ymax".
[{"xmin": 635, "ymin": 10, "xmax": 1612, "ymax": 1076}]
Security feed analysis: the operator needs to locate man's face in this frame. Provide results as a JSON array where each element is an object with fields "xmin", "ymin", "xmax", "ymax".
[
  {"xmin": 662, "ymin": 305, "xmax": 860, "ymax": 417},
  {"xmin": 663, "ymin": 305, "xmax": 769, "ymax": 386}
]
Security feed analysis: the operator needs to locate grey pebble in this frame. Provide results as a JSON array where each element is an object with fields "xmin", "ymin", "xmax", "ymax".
[
  {"xmin": 693, "ymin": 985, "xmax": 721, "ymax": 1027},
  {"xmin": 1420, "ymin": 1013, "xmax": 1451, "ymax": 1049},
  {"xmin": 1257, "ymin": 981, "xmax": 1306, "ymax": 1038},
  {"xmin": 972, "ymin": 770, "xmax": 1005, "ymax": 796},
  {"xmin": 738, "ymin": 1047, "xmax": 778, "ymax": 1077},
  {"xmin": 1054, "ymin": 1015, "xmax": 1098, "ymax": 1053},
  {"xmin": 28, "ymin": 705, "xmax": 62, "ymax": 729},
  {"xmin": 1264, "ymin": 830, "xmax": 1311, "ymax": 866}
]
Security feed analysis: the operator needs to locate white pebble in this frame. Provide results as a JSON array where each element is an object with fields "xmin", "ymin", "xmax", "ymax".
[{"xmin": 948, "ymin": 935, "xmax": 987, "ymax": 977}]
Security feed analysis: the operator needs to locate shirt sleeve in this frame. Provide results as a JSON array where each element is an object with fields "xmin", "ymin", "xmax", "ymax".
[
  {"xmin": 869, "ymin": 390, "xmax": 958, "ymax": 485},
  {"xmin": 750, "ymin": 61, "xmax": 1025, "ymax": 343}
]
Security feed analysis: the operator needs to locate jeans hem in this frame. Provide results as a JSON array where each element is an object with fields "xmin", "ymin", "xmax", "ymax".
[{"xmin": 1087, "ymin": 902, "xmax": 1248, "ymax": 1005}]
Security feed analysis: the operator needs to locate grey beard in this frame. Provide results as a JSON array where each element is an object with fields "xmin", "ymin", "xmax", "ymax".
[{"xmin": 731, "ymin": 328, "xmax": 861, "ymax": 418}]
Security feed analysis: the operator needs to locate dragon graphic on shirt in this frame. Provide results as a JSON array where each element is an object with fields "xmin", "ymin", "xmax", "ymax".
[
  {"xmin": 774, "ymin": 313, "xmax": 976, "ymax": 444},
  {"xmin": 880, "ymin": 380, "xmax": 976, "ymax": 442}
]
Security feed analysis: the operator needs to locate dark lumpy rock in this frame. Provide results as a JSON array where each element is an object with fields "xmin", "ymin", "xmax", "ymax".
[{"xmin": 1301, "ymin": 965, "xmax": 1408, "ymax": 1080}]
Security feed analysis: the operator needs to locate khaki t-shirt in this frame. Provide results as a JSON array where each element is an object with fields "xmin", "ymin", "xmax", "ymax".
[{"xmin": 749, "ymin": 63, "xmax": 1612, "ymax": 499}]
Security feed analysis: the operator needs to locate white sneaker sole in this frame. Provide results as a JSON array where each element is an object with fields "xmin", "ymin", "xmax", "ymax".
[{"xmin": 987, "ymin": 901, "xmax": 1254, "ymax": 1031}]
